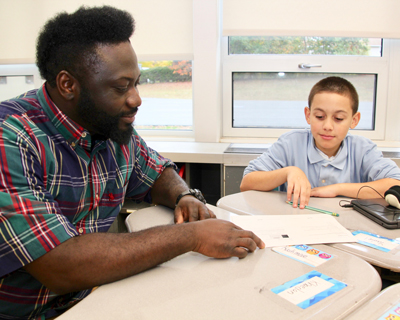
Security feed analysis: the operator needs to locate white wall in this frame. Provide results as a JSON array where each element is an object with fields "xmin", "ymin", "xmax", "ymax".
[{"xmin": 1, "ymin": 0, "xmax": 400, "ymax": 146}]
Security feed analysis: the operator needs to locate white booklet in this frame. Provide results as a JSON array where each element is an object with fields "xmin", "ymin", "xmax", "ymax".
[{"xmin": 230, "ymin": 214, "xmax": 356, "ymax": 247}]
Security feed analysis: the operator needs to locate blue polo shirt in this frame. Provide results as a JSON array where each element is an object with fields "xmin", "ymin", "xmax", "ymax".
[{"xmin": 244, "ymin": 129, "xmax": 400, "ymax": 191}]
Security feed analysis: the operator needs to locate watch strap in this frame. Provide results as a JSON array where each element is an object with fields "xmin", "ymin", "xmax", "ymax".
[{"xmin": 175, "ymin": 188, "xmax": 206, "ymax": 206}]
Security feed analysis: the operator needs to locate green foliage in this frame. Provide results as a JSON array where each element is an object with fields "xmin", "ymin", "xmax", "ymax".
[
  {"xmin": 140, "ymin": 61, "xmax": 172, "ymax": 68},
  {"xmin": 140, "ymin": 61, "xmax": 192, "ymax": 83},
  {"xmin": 229, "ymin": 36, "xmax": 370, "ymax": 55}
]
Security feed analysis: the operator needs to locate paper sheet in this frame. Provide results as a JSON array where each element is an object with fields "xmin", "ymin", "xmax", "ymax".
[{"xmin": 231, "ymin": 214, "xmax": 356, "ymax": 247}]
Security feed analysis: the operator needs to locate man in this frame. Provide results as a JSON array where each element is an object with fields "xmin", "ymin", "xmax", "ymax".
[{"xmin": 0, "ymin": 6, "xmax": 264, "ymax": 319}]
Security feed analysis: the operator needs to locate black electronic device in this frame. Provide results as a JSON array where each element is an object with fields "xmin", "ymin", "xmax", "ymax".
[
  {"xmin": 384, "ymin": 185, "xmax": 400, "ymax": 209},
  {"xmin": 351, "ymin": 198, "xmax": 400, "ymax": 229}
]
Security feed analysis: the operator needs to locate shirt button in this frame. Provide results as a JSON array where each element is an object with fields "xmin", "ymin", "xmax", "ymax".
[
  {"xmin": 71, "ymin": 142, "xmax": 76, "ymax": 147},
  {"xmin": 78, "ymin": 228, "xmax": 84, "ymax": 234},
  {"xmin": 82, "ymin": 132, "xmax": 87, "ymax": 138}
]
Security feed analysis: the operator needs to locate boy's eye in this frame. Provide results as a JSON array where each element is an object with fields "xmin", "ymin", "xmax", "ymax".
[
  {"xmin": 316, "ymin": 115, "xmax": 324, "ymax": 119},
  {"xmin": 335, "ymin": 118, "xmax": 344, "ymax": 121}
]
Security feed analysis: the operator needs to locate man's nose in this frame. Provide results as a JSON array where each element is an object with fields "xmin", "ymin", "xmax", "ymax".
[{"xmin": 127, "ymin": 88, "xmax": 142, "ymax": 109}]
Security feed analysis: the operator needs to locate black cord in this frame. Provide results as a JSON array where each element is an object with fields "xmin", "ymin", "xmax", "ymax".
[
  {"xmin": 339, "ymin": 185, "xmax": 384, "ymax": 208},
  {"xmin": 339, "ymin": 200, "xmax": 353, "ymax": 208},
  {"xmin": 340, "ymin": 185, "xmax": 400, "ymax": 213},
  {"xmin": 355, "ymin": 185, "xmax": 384, "ymax": 199}
]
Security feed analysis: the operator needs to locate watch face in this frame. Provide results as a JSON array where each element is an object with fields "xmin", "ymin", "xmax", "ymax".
[
  {"xmin": 176, "ymin": 189, "xmax": 206, "ymax": 206},
  {"xmin": 193, "ymin": 189, "xmax": 206, "ymax": 204}
]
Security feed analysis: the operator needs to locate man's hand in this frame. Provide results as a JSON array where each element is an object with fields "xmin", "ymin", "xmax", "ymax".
[
  {"xmin": 174, "ymin": 196, "xmax": 216, "ymax": 224},
  {"xmin": 286, "ymin": 166, "xmax": 312, "ymax": 209},
  {"xmin": 190, "ymin": 219, "xmax": 265, "ymax": 259}
]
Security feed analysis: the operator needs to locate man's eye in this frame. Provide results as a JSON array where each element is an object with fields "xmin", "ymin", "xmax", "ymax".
[{"xmin": 116, "ymin": 87, "xmax": 128, "ymax": 93}]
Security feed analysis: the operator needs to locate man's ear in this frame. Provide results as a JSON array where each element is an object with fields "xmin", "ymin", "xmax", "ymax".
[
  {"xmin": 304, "ymin": 106, "xmax": 311, "ymax": 125},
  {"xmin": 55, "ymin": 71, "xmax": 79, "ymax": 101},
  {"xmin": 350, "ymin": 111, "xmax": 361, "ymax": 129}
]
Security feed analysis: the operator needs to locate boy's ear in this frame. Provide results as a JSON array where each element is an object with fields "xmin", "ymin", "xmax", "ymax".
[
  {"xmin": 55, "ymin": 71, "xmax": 80, "ymax": 101},
  {"xmin": 304, "ymin": 107, "xmax": 311, "ymax": 125},
  {"xmin": 350, "ymin": 111, "xmax": 361, "ymax": 129}
]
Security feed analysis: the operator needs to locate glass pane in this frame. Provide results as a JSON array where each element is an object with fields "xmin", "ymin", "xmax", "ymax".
[
  {"xmin": 135, "ymin": 60, "xmax": 192, "ymax": 131},
  {"xmin": 232, "ymin": 73, "xmax": 376, "ymax": 130},
  {"xmin": 229, "ymin": 37, "xmax": 382, "ymax": 57},
  {"xmin": 0, "ymin": 76, "xmax": 35, "ymax": 101}
]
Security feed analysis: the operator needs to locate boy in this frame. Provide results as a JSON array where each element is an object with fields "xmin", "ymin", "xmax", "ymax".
[{"xmin": 240, "ymin": 76, "xmax": 400, "ymax": 209}]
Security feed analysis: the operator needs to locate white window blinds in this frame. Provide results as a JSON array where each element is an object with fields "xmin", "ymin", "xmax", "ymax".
[
  {"xmin": 223, "ymin": 0, "xmax": 400, "ymax": 38},
  {"xmin": 0, "ymin": 0, "xmax": 193, "ymax": 63}
]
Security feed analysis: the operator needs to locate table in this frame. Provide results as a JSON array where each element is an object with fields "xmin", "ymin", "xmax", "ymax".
[
  {"xmin": 58, "ymin": 204, "xmax": 381, "ymax": 320},
  {"xmin": 346, "ymin": 282, "xmax": 400, "ymax": 319},
  {"xmin": 217, "ymin": 190, "xmax": 400, "ymax": 271}
]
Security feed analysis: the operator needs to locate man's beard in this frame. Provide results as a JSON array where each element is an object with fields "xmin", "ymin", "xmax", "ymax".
[{"xmin": 77, "ymin": 87, "xmax": 135, "ymax": 145}]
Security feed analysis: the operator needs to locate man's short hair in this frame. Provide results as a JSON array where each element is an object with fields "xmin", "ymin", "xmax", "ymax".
[
  {"xmin": 36, "ymin": 5, "xmax": 135, "ymax": 87},
  {"xmin": 308, "ymin": 76, "xmax": 359, "ymax": 114}
]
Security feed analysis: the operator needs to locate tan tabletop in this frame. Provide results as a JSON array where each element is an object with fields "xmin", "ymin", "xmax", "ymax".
[
  {"xmin": 217, "ymin": 190, "xmax": 400, "ymax": 271},
  {"xmin": 58, "ymin": 204, "xmax": 381, "ymax": 320},
  {"xmin": 346, "ymin": 282, "xmax": 400, "ymax": 319}
]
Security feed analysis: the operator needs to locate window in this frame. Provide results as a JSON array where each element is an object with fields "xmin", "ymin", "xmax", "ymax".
[
  {"xmin": 0, "ymin": 64, "xmax": 43, "ymax": 101},
  {"xmin": 135, "ymin": 60, "xmax": 193, "ymax": 136},
  {"xmin": 223, "ymin": 37, "xmax": 390, "ymax": 141},
  {"xmin": 229, "ymin": 36, "xmax": 382, "ymax": 56},
  {"xmin": 232, "ymin": 72, "xmax": 376, "ymax": 130}
]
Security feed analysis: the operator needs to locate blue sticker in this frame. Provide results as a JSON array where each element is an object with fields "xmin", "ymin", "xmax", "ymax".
[
  {"xmin": 271, "ymin": 270, "xmax": 347, "ymax": 309},
  {"xmin": 352, "ymin": 230, "xmax": 399, "ymax": 252},
  {"xmin": 377, "ymin": 303, "xmax": 400, "ymax": 319}
]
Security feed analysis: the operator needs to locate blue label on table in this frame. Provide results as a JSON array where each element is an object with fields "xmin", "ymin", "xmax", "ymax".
[
  {"xmin": 271, "ymin": 270, "xmax": 347, "ymax": 309},
  {"xmin": 352, "ymin": 230, "xmax": 400, "ymax": 252},
  {"xmin": 272, "ymin": 245, "xmax": 333, "ymax": 267},
  {"xmin": 377, "ymin": 302, "xmax": 400, "ymax": 319}
]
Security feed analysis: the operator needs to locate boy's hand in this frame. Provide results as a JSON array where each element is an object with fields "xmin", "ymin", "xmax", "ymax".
[
  {"xmin": 310, "ymin": 185, "xmax": 339, "ymax": 198},
  {"xmin": 286, "ymin": 166, "xmax": 312, "ymax": 209}
]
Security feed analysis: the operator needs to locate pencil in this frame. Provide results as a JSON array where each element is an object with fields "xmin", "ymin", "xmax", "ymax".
[{"xmin": 286, "ymin": 201, "xmax": 339, "ymax": 217}]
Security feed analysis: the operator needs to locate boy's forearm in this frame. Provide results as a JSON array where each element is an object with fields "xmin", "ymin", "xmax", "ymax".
[
  {"xmin": 314, "ymin": 178, "xmax": 400, "ymax": 199},
  {"xmin": 344, "ymin": 178, "xmax": 399, "ymax": 199},
  {"xmin": 240, "ymin": 168, "xmax": 289, "ymax": 192}
]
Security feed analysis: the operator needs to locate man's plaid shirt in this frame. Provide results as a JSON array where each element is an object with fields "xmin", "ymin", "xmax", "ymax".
[{"xmin": 0, "ymin": 84, "xmax": 173, "ymax": 319}]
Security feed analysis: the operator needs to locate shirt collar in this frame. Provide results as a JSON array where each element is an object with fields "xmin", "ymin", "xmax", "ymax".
[
  {"xmin": 37, "ymin": 83, "xmax": 96, "ymax": 152},
  {"xmin": 307, "ymin": 132, "xmax": 348, "ymax": 170}
]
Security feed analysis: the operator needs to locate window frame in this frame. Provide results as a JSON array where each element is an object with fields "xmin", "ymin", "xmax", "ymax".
[
  {"xmin": 222, "ymin": 37, "xmax": 390, "ymax": 141},
  {"xmin": 0, "ymin": 64, "xmax": 43, "ymax": 89}
]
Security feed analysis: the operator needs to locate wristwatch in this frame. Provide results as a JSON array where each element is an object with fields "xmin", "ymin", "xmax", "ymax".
[{"xmin": 175, "ymin": 188, "xmax": 206, "ymax": 206}]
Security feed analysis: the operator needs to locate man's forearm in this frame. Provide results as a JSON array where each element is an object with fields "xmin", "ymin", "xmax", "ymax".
[
  {"xmin": 151, "ymin": 166, "xmax": 189, "ymax": 208},
  {"xmin": 24, "ymin": 223, "xmax": 196, "ymax": 295}
]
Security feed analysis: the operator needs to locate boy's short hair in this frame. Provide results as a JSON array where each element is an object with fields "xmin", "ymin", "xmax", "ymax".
[
  {"xmin": 308, "ymin": 76, "xmax": 359, "ymax": 114},
  {"xmin": 36, "ymin": 5, "xmax": 135, "ymax": 87}
]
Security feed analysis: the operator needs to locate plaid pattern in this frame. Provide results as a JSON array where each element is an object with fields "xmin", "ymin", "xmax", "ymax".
[{"xmin": 0, "ymin": 84, "xmax": 173, "ymax": 319}]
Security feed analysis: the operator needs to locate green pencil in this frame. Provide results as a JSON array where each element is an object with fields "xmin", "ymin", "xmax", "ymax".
[{"xmin": 286, "ymin": 201, "xmax": 339, "ymax": 217}]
